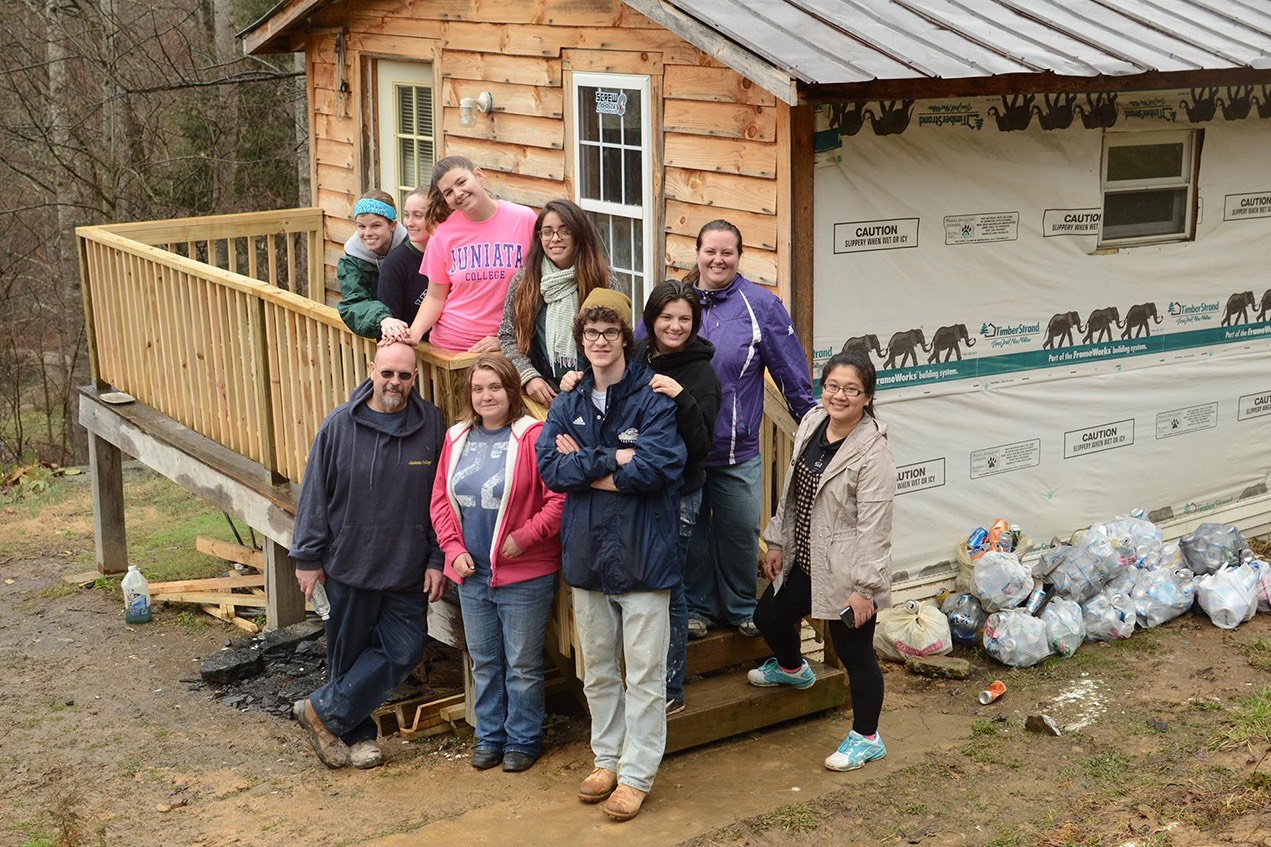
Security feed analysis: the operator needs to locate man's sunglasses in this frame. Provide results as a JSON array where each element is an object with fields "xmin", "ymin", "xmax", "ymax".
[{"xmin": 378, "ymin": 369, "xmax": 416, "ymax": 381}]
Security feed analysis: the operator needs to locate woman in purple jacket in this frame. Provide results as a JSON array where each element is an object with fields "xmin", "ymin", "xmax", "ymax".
[{"xmin": 682, "ymin": 220, "xmax": 815, "ymax": 637}]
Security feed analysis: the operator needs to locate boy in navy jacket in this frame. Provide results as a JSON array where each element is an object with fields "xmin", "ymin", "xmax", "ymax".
[{"xmin": 537, "ymin": 289, "xmax": 685, "ymax": 822}]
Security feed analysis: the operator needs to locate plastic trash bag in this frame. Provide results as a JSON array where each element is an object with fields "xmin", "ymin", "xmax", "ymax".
[
  {"xmin": 1046, "ymin": 545, "xmax": 1115, "ymax": 604},
  {"xmin": 940, "ymin": 592, "xmax": 987, "ymax": 644},
  {"xmin": 983, "ymin": 610, "xmax": 1052, "ymax": 668},
  {"xmin": 1253, "ymin": 560, "xmax": 1271, "ymax": 614},
  {"xmin": 970, "ymin": 552, "xmax": 1032, "ymax": 612},
  {"xmin": 874, "ymin": 599, "xmax": 953, "ymax": 662},
  {"xmin": 1180, "ymin": 523, "xmax": 1250, "ymax": 576},
  {"xmin": 1195, "ymin": 564, "xmax": 1258, "ymax": 630},
  {"xmin": 1103, "ymin": 567, "xmax": 1140, "ymax": 599},
  {"xmin": 954, "ymin": 541, "xmax": 976, "ymax": 592},
  {"xmin": 1072, "ymin": 525, "xmax": 1125, "ymax": 572},
  {"xmin": 1082, "ymin": 591, "xmax": 1136, "ymax": 641},
  {"xmin": 1132, "ymin": 567, "xmax": 1195, "ymax": 628},
  {"xmin": 1040, "ymin": 596, "xmax": 1085, "ymax": 658},
  {"xmin": 1102, "ymin": 517, "xmax": 1163, "ymax": 568},
  {"xmin": 1141, "ymin": 540, "xmax": 1184, "ymax": 572}
]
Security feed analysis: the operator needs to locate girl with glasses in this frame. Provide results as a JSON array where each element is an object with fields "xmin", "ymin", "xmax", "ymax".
[
  {"xmin": 498, "ymin": 199, "xmax": 610, "ymax": 406},
  {"xmin": 747, "ymin": 349, "xmax": 896, "ymax": 773}
]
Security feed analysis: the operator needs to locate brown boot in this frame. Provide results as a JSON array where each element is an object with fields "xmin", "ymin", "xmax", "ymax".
[
  {"xmin": 294, "ymin": 698, "xmax": 350, "ymax": 769},
  {"xmin": 603, "ymin": 784, "xmax": 648, "ymax": 821},
  {"xmin": 577, "ymin": 767, "xmax": 618, "ymax": 803}
]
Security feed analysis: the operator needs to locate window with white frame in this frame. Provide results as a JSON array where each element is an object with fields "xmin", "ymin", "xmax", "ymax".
[
  {"xmin": 376, "ymin": 60, "xmax": 435, "ymax": 207},
  {"xmin": 571, "ymin": 72, "xmax": 654, "ymax": 310},
  {"xmin": 1099, "ymin": 131, "xmax": 1197, "ymax": 246}
]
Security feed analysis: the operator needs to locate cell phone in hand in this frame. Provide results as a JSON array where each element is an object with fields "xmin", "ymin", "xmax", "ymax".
[{"xmin": 839, "ymin": 604, "xmax": 856, "ymax": 629}]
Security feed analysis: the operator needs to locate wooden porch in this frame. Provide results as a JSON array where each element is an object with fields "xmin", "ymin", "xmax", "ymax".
[{"xmin": 75, "ymin": 208, "xmax": 844, "ymax": 749}]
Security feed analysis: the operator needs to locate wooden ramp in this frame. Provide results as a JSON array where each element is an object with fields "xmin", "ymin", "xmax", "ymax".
[{"xmin": 667, "ymin": 628, "xmax": 847, "ymax": 753}]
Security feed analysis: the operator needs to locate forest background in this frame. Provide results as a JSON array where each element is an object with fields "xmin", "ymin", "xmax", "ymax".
[{"xmin": 0, "ymin": 0, "xmax": 304, "ymax": 473}]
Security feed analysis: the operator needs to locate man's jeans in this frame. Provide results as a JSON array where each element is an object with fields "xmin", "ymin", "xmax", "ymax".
[
  {"xmin": 667, "ymin": 487, "xmax": 703, "ymax": 702},
  {"xmin": 457, "ymin": 571, "xmax": 557, "ymax": 756},
  {"xmin": 685, "ymin": 456, "xmax": 762, "ymax": 626},
  {"xmin": 312, "ymin": 577, "xmax": 428, "ymax": 746},
  {"xmin": 572, "ymin": 587, "xmax": 670, "ymax": 793}
]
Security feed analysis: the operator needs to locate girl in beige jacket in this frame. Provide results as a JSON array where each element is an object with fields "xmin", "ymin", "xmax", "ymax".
[{"xmin": 748, "ymin": 350, "xmax": 896, "ymax": 771}]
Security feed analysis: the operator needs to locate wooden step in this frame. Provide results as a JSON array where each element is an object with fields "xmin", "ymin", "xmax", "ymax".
[
  {"xmin": 666, "ymin": 660, "xmax": 847, "ymax": 754},
  {"xmin": 685, "ymin": 627, "xmax": 773, "ymax": 676}
]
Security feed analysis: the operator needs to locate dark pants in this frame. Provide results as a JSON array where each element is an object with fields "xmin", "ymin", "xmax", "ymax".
[
  {"xmin": 752, "ymin": 566, "xmax": 884, "ymax": 736},
  {"xmin": 311, "ymin": 577, "xmax": 428, "ymax": 745}
]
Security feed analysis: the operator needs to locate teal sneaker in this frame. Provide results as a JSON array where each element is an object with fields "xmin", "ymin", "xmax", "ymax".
[
  {"xmin": 824, "ymin": 730, "xmax": 886, "ymax": 771},
  {"xmin": 746, "ymin": 658, "xmax": 816, "ymax": 689}
]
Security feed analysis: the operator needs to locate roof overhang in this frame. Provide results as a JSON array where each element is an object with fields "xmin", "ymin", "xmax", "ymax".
[{"xmin": 240, "ymin": 0, "xmax": 335, "ymax": 55}]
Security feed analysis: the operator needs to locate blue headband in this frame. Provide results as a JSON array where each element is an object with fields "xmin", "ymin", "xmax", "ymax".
[{"xmin": 354, "ymin": 198, "xmax": 397, "ymax": 222}]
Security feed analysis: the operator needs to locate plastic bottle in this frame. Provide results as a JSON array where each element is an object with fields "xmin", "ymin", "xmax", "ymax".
[
  {"xmin": 311, "ymin": 581, "xmax": 331, "ymax": 621},
  {"xmin": 121, "ymin": 565, "xmax": 152, "ymax": 624}
]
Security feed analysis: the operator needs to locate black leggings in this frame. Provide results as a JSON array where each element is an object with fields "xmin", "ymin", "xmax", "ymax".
[{"xmin": 753, "ymin": 566, "xmax": 884, "ymax": 736}]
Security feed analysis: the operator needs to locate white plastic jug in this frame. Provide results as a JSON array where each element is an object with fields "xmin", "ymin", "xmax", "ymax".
[{"xmin": 121, "ymin": 565, "xmax": 151, "ymax": 624}]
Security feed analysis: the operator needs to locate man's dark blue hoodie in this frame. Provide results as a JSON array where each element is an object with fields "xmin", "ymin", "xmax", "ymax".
[{"xmin": 289, "ymin": 378, "xmax": 445, "ymax": 592}]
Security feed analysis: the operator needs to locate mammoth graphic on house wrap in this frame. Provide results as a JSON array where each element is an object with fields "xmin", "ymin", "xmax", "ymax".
[
  {"xmin": 1222, "ymin": 291, "xmax": 1257, "ymax": 325},
  {"xmin": 1259, "ymin": 290, "xmax": 1271, "ymax": 323},
  {"xmin": 1122, "ymin": 303, "xmax": 1162, "ymax": 338},
  {"xmin": 884, "ymin": 329, "xmax": 929, "ymax": 369},
  {"xmin": 928, "ymin": 324, "xmax": 975, "ymax": 362},
  {"xmin": 1043, "ymin": 311, "xmax": 1084, "ymax": 349},
  {"xmin": 840, "ymin": 333, "xmax": 884, "ymax": 359},
  {"xmin": 1084, "ymin": 307, "xmax": 1123, "ymax": 344}
]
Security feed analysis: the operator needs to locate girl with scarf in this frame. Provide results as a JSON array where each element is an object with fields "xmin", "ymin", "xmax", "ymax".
[{"xmin": 498, "ymin": 200, "xmax": 610, "ymax": 406}]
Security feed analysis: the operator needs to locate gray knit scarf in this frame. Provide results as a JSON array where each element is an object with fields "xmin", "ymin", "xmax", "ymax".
[{"xmin": 540, "ymin": 258, "xmax": 579, "ymax": 377}]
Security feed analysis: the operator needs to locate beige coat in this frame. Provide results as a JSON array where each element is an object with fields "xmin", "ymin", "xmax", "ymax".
[{"xmin": 762, "ymin": 407, "xmax": 896, "ymax": 619}]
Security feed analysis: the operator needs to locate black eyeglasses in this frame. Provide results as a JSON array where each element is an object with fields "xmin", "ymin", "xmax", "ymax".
[
  {"xmin": 378, "ymin": 369, "xmax": 416, "ymax": 381},
  {"xmin": 539, "ymin": 226, "xmax": 572, "ymax": 242},
  {"xmin": 583, "ymin": 328, "xmax": 622, "ymax": 343}
]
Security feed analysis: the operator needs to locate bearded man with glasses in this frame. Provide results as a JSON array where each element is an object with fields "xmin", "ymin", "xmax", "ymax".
[{"xmin": 289, "ymin": 341, "xmax": 448, "ymax": 770}]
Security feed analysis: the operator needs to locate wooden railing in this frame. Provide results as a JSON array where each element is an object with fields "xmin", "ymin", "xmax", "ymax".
[
  {"xmin": 76, "ymin": 209, "xmax": 478, "ymax": 485},
  {"xmin": 759, "ymin": 374, "xmax": 799, "ymax": 540}
]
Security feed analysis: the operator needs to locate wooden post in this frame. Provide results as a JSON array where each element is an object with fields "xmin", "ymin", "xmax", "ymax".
[
  {"xmin": 88, "ymin": 431, "xmax": 127, "ymax": 575},
  {"xmin": 787, "ymin": 104, "xmax": 815, "ymax": 364},
  {"xmin": 264, "ymin": 537, "xmax": 306, "ymax": 630}
]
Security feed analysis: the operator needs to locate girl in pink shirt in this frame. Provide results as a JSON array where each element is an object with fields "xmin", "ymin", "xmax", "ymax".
[{"xmin": 406, "ymin": 157, "xmax": 536, "ymax": 352}]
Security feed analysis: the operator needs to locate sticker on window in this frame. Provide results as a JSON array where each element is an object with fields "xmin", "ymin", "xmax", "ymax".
[{"xmin": 595, "ymin": 90, "xmax": 627, "ymax": 116}]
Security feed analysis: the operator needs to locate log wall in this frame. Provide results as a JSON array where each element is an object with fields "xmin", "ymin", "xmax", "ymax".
[{"xmin": 301, "ymin": 0, "xmax": 787, "ymax": 304}]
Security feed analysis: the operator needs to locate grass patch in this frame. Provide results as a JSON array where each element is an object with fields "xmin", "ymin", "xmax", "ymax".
[
  {"xmin": 1080, "ymin": 751, "xmax": 1128, "ymax": 782},
  {"xmin": 754, "ymin": 802, "xmax": 820, "ymax": 835},
  {"xmin": 1214, "ymin": 684, "xmax": 1271, "ymax": 752},
  {"xmin": 1243, "ymin": 638, "xmax": 1271, "ymax": 672}
]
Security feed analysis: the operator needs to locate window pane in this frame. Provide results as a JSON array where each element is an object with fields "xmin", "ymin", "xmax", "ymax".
[
  {"xmin": 602, "ymin": 147, "xmax": 623, "ymax": 204},
  {"xmin": 622, "ymin": 89, "xmax": 642, "ymax": 146},
  {"xmin": 623, "ymin": 150, "xmax": 642, "ymax": 206},
  {"xmin": 600, "ymin": 108, "xmax": 621, "ymax": 145},
  {"xmin": 400, "ymin": 140, "xmax": 416, "ymax": 192},
  {"xmin": 578, "ymin": 87, "xmax": 601, "ymax": 142},
  {"xmin": 1103, "ymin": 188, "xmax": 1188, "ymax": 239},
  {"xmin": 579, "ymin": 144, "xmax": 601, "ymax": 201},
  {"xmin": 413, "ymin": 87, "xmax": 433, "ymax": 136},
  {"xmin": 611, "ymin": 216, "xmax": 633, "ymax": 268},
  {"xmin": 397, "ymin": 86, "xmax": 414, "ymax": 132},
  {"xmin": 1107, "ymin": 143, "xmax": 1185, "ymax": 182}
]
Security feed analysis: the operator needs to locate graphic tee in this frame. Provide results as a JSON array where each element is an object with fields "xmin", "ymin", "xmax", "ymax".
[
  {"xmin": 452, "ymin": 424, "xmax": 511, "ymax": 579},
  {"xmin": 421, "ymin": 200, "xmax": 536, "ymax": 350}
]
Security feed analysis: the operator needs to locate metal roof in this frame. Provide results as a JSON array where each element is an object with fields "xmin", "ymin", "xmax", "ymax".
[{"xmin": 663, "ymin": 0, "xmax": 1271, "ymax": 91}]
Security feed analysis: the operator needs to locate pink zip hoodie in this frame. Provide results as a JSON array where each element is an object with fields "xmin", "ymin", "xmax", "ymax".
[{"xmin": 431, "ymin": 415, "xmax": 563, "ymax": 587}]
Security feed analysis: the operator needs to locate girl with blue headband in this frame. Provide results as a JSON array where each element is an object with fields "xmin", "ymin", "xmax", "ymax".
[{"xmin": 336, "ymin": 189, "xmax": 409, "ymax": 340}]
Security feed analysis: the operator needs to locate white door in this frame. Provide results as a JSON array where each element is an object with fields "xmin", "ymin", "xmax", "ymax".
[{"xmin": 376, "ymin": 60, "xmax": 436, "ymax": 206}]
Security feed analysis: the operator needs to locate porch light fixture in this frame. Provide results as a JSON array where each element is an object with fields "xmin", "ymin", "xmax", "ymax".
[{"xmin": 458, "ymin": 92, "xmax": 494, "ymax": 127}]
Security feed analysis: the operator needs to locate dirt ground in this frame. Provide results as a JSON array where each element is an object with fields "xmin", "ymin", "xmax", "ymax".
[{"xmin": 2, "ymin": 471, "xmax": 1270, "ymax": 847}]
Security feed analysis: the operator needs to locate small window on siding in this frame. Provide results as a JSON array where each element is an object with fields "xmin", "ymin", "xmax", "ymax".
[
  {"xmin": 394, "ymin": 83, "xmax": 434, "ymax": 204},
  {"xmin": 1100, "ymin": 131, "xmax": 1197, "ymax": 246}
]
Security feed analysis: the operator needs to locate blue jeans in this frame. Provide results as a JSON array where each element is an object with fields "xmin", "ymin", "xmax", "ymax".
[
  {"xmin": 572, "ymin": 587, "xmax": 670, "ymax": 793},
  {"xmin": 458, "ymin": 571, "xmax": 557, "ymax": 756},
  {"xmin": 666, "ymin": 487, "xmax": 702, "ymax": 702},
  {"xmin": 685, "ymin": 456, "xmax": 762, "ymax": 626},
  {"xmin": 312, "ymin": 577, "xmax": 428, "ymax": 746}
]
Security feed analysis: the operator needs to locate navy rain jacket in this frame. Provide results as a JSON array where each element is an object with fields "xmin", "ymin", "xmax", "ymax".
[{"xmin": 536, "ymin": 361, "xmax": 686, "ymax": 595}]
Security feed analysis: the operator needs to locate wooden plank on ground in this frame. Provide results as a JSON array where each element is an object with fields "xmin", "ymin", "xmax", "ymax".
[
  {"xmin": 154, "ymin": 591, "xmax": 270, "ymax": 608},
  {"xmin": 150, "ymin": 574, "xmax": 266, "ymax": 595},
  {"xmin": 195, "ymin": 535, "xmax": 265, "ymax": 570},
  {"xmin": 200, "ymin": 604, "xmax": 261, "ymax": 633}
]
